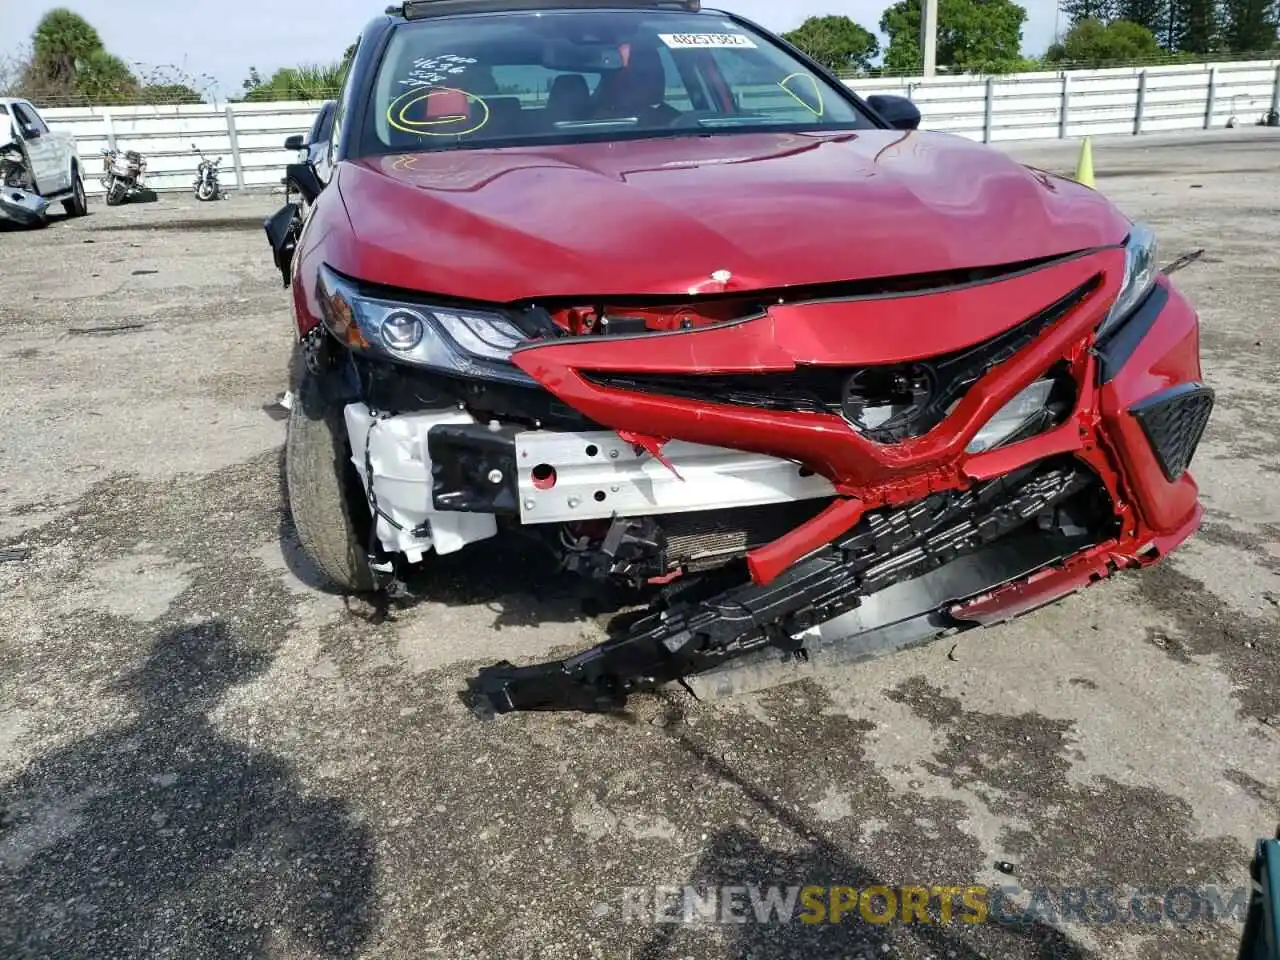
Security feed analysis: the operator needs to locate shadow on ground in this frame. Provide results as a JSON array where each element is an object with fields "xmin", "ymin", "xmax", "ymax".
[
  {"xmin": 272, "ymin": 441, "xmax": 624, "ymax": 632},
  {"xmin": 0, "ymin": 620, "xmax": 376, "ymax": 959},
  {"xmin": 635, "ymin": 735, "xmax": 1092, "ymax": 960}
]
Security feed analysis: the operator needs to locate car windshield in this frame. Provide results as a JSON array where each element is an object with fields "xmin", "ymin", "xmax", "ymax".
[{"xmin": 360, "ymin": 8, "xmax": 874, "ymax": 154}]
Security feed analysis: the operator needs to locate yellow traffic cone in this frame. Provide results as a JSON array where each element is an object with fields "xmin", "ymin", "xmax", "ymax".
[{"xmin": 1074, "ymin": 136, "xmax": 1095, "ymax": 188}]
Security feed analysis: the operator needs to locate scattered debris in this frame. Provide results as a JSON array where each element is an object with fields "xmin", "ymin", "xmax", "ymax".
[
  {"xmin": 995, "ymin": 860, "xmax": 1017, "ymax": 875},
  {"xmin": 947, "ymin": 644, "xmax": 959, "ymax": 661},
  {"xmin": 130, "ymin": 268, "xmax": 159, "ymax": 276},
  {"xmin": 0, "ymin": 546, "xmax": 32, "ymax": 563},
  {"xmin": 263, "ymin": 390, "xmax": 294, "ymax": 421},
  {"xmin": 1163, "ymin": 248, "xmax": 1207, "ymax": 275},
  {"xmin": 67, "ymin": 322, "xmax": 147, "ymax": 337}
]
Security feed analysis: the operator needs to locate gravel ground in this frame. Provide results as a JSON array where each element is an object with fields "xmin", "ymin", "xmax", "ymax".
[{"xmin": 1, "ymin": 128, "xmax": 1277, "ymax": 960}]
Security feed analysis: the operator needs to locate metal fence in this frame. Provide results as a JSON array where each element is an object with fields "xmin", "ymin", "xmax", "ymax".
[{"xmin": 36, "ymin": 57, "xmax": 1280, "ymax": 196}]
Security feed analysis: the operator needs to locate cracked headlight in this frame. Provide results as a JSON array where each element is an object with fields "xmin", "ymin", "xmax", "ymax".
[
  {"xmin": 316, "ymin": 264, "xmax": 532, "ymax": 384},
  {"xmin": 966, "ymin": 378, "xmax": 1055, "ymax": 454},
  {"xmin": 1097, "ymin": 223, "xmax": 1159, "ymax": 340}
]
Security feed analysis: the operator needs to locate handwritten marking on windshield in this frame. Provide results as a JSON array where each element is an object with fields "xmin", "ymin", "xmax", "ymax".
[
  {"xmin": 398, "ymin": 54, "xmax": 478, "ymax": 88},
  {"xmin": 386, "ymin": 86, "xmax": 490, "ymax": 138},
  {"xmin": 778, "ymin": 73, "xmax": 825, "ymax": 118}
]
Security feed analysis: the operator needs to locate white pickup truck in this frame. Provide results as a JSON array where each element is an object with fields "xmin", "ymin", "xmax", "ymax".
[{"xmin": 0, "ymin": 97, "xmax": 86, "ymax": 225}]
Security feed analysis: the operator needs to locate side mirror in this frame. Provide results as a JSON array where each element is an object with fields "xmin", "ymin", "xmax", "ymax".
[
  {"xmin": 21, "ymin": 125, "xmax": 41, "ymax": 140},
  {"xmin": 285, "ymin": 162, "xmax": 324, "ymax": 205},
  {"xmin": 866, "ymin": 94, "xmax": 922, "ymax": 132},
  {"xmin": 284, "ymin": 134, "xmax": 306, "ymax": 151}
]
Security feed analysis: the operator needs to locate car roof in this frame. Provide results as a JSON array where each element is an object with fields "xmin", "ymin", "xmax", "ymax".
[{"xmin": 384, "ymin": 0, "xmax": 706, "ymax": 21}]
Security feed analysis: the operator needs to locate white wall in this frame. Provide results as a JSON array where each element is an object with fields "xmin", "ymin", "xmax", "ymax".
[{"xmin": 39, "ymin": 58, "xmax": 1280, "ymax": 196}]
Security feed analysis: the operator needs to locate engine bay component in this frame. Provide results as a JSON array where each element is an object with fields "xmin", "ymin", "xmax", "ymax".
[
  {"xmin": 344, "ymin": 402, "xmax": 499, "ymax": 561},
  {"xmin": 0, "ymin": 145, "xmax": 48, "ymax": 225},
  {"xmin": 512, "ymin": 429, "xmax": 837, "ymax": 524}
]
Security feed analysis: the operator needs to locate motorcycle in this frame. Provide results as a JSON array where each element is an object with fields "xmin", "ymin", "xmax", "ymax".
[
  {"xmin": 192, "ymin": 144, "xmax": 222, "ymax": 201},
  {"xmin": 100, "ymin": 146, "xmax": 147, "ymax": 206}
]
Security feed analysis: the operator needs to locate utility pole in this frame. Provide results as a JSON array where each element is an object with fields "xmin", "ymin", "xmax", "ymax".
[{"xmin": 920, "ymin": 0, "xmax": 938, "ymax": 77}]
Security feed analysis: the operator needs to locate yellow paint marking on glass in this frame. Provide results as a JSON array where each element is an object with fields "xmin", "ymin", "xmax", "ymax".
[
  {"xmin": 386, "ymin": 86, "xmax": 490, "ymax": 137},
  {"xmin": 778, "ymin": 72, "xmax": 824, "ymax": 118}
]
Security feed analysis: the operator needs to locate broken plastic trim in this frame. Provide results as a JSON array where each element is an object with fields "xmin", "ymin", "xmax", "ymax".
[
  {"xmin": 465, "ymin": 459, "xmax": 1097, "ymax": 714},
  {"xmin": 0, "ymin": 185, "xmax": 50, "ymax": 225}
]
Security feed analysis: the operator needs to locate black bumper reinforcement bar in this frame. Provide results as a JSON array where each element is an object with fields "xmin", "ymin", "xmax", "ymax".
[{"xmin": 465, "ymin": 461, "xmax": 1093, "ymax": 715}]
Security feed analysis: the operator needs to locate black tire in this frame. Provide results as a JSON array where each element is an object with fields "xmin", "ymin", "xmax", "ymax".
[
  {"xmin": 62, "ymin": 169, "xmax": 87, "ymax": 217},
  {"xmin": 105, "ymin": 179, "xmax": 126, "ymax": 206},
  {"xmin": 285, "ymin": 359, "xmax": 375, "ymax": 592}
]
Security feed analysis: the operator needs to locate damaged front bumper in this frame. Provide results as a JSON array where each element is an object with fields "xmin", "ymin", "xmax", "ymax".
[
  {"xmin": 345, "ymin": 247, "xmax": 1214, "ymax": 714},
  {"xmin": 346, "ymin": 401, "xmax": 838, "ymax": 564},
  {"xmin": 0, "ymin": 186, "xmax": 49, "ymax": 225}
]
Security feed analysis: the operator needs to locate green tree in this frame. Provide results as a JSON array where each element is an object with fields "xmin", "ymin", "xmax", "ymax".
[
  {"xmin": 1221, "ymin": 0, "xmax": 1277, "ymax": 49},
  {"xmin": 1115, "ymin": 0, "xmax": 1169, "ymax": 41},
  {"xmin": 241, "ymin": 66, "xmax": 265, "ymax": 97},
  {"xmin": 29, "ymin": 8, "xmax": 103, "ymax": 89},
  {"xmin": 1172, "ymin": 0, "xmax": 1222, "ymax": 51},
  {"xmin": 18, "ymin": 9, "xmax": 143, "ymax": 104},
  {"xmin": 1058, "ymin": 0, "xmax": 1117, "ymax": 27},
  {"xmin": 1045, "ymin": 17, "xmax": 1163, "ymax": 64},
  {"xmin": 243, "ymin": 63, "xmax": 348, "ymax": 102},
  {"xmin": 881, "ymin": 0, "xmax": 1029, "ymax": 73},
  {"xmin": 782, "ymin": 15, "xmax": 880, "ymax": 72},
  {"xmin": 140, "ymin": 83, "xmax": 203, "ymax": 104},
  {"xmin": 75, "ymin": 49, "xmax": 140, "ymax": 103}
]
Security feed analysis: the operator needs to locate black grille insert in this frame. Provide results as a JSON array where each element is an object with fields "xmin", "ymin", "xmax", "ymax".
[
  {"xmin": 1129, "ymin": 382, "xmax": 1215, "ymax": 481},
  {"xmin": 582, "ymin": 276, "xmax": 1099, "ymax": 443}
]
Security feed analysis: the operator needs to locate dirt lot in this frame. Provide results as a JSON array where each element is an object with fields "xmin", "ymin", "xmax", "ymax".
[{"xmin": 1, "ymin": 129, "xmax": 1278, "ymax": 960}]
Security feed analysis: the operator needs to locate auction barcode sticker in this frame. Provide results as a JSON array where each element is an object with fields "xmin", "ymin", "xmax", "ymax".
[{"xmin": 659, "ymin": 33, "xmax": 759, "ymax": 49}]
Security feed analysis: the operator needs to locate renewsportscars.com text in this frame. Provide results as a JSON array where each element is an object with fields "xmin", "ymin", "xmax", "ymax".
[{"xmin": 616, "ymin": 884, "xmax": 1251, "ymax": 927}]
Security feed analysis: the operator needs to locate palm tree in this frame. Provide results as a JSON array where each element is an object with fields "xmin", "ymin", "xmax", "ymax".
[{"xmin": 30, "ymin": 9, "xmax": 104, "ymax": 88}]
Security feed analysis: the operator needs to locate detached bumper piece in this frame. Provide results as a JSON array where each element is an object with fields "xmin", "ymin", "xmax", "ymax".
[
  {"xmin": 0, "ymin": 186, "xmax": 49, "ymax": 225},
  {"xmin": 466, "ymin": 460, "xmax": 1097, "ymax": 714}
]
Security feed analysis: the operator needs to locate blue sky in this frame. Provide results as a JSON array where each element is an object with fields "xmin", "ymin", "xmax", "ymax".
[{"xmin": 2, "ymin": 0, "xmax": 1064, "ymax": 100}]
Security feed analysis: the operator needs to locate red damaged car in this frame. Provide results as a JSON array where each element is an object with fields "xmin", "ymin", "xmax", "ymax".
[{"xmin": 265, "ymin": 0, "xmax": 1214, "ymax": 714}]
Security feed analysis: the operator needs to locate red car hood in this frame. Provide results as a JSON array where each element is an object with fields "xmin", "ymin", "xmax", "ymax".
[{"xmin": 335, "ymin": 129, "xmax": 1130, "ymax": 302}]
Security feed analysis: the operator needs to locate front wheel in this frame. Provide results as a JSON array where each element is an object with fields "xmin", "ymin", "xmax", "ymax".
[
  {"xmin": 196, "ymin": 178, "xmax": 217, "ymax": 201},
  {"xmin": 63, "ymin": 171, "xmax": 87, "ymax": 217},
  {"xmin": 285, "ymin": 359, "xmax": 376, "ymax": 592},
  {"xmin": 105, "ymin": 178, "xmax": 127, "ymax": 206}
]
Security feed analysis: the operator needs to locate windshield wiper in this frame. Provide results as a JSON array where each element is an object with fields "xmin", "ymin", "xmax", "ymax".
[{"xmin": 553, "ymin": 118, "xmax": 640, "ymax": 130}]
